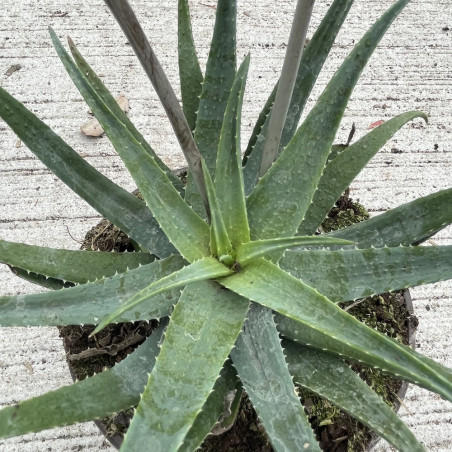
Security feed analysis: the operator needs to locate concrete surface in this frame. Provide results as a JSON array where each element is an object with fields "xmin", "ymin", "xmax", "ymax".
[{"xmin": 0, "ymin": 0, "xmax": 451, "ymax": 450}]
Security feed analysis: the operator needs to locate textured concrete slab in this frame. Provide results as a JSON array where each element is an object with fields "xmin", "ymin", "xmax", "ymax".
[{"xmin": 0, "ymin": 0, "xmax": 451, "ymax": 450}]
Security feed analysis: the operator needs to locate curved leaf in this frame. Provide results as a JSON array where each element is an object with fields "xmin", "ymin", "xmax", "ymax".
[
  {"xmin": 0, "ymin": 86, "xmax": 174, "ymax": 257},
  {"xmin": 66, "ymin": 31, "xmax": 184, "ymax": 194},
  {"xmin": 120, "ymin": 281, "xmax": 249, "ymax": 451},
  {"xmin": 284, "ymin": 340, "xmax": 425, "ymax": 452},
  {"xmin": 0, "ymin": 322, "xmax": 166, "ymax": 439},
  {"xmin": 220, "ymin": 259, "xmax": 452, "ymax": 402},
  {"xmin": 0, "ymin": 255, "xmax": 185, "ymax": 327},
  {"xmin": 231, "ymin": 303, "xmax": 320, "ymax": 451},
  {"xmin": 298, "ymin": 111, "xmax": 428, "ymax": 235},
  {"xmin": 51, "ymin": 30, "xmax": 210, "ymax": 262},
  {"xmin": 9, "ymin": 267, "xmax": 72, "ymax": 290},
  {"xmin": 0, "ymin": 239, "xmax": 154, "ymax": 284}
]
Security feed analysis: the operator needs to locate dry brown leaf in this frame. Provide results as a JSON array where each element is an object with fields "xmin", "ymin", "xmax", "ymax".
[
  {"xmin": 81, "ymin": 94, "xmax": 129, "ymax": 137},
  {"xmin": 116, "ymin": 94, "xmax": 129, "ymax": 114},
  {"xmin": 80, "ymin": 120, "xmax": 104, "ymax": 137},
  {"xmin": 4, "ymin": 64, "xmax": 22, "ymax": 77},
  {"xmin": 23, "ymin": 361, "xmax": 34, "ymax": 374}
]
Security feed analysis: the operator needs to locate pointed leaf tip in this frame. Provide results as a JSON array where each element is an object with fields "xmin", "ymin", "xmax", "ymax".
[{"xmin": 236, "ymin": 236, "xmax": 354, "ymax": 266}]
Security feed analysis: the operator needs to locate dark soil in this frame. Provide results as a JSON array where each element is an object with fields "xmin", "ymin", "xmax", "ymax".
[
  {"xmin": 58, "ymin": 321, "xmax": 155, "ymax": 441},
  {"xmin": 59, "ymin": 191, "xmax": 417, "ymax": 451},
  {"xmin": 59, "ymin": 322, "xmax": 157, "ymax": 380},
  {"xmin": 81, "ymin": 218, "xmax": 138, "ymax": 253}
]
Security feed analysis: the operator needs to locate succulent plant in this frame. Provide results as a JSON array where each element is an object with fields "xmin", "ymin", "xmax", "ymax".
[{"xmin": 0, "ymin": 0, "xmax": 451, "ymax": 450}]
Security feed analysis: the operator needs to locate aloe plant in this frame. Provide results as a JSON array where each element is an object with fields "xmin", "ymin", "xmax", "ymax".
[{"xmin": 0, "ymin": 0, "xmax": 451, "ymax": 450}]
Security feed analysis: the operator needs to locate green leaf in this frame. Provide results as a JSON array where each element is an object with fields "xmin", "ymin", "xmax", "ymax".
[
  {"xmin": 220, "ymin": 258, "xmax": 452, "ymax": 401},
  {"xmin": 284, "ymin": 340, "xmax": 425, "ymax": 452},
  {"xmin": 178, "ymin": 0, "xmax": 203, "ymax": 132},
  {"xmin": 193, "ymin": 0, "xmax": 237, "ymax": 172},
  {"xmin": 120, "ymin": 281, "xmax": 249, "ymax": 451},
  {"xmin": 327, "ymin": 188, "xmax": 452, "ymax": 248},
  {"xmin": 65, "ymin": 31, "xmax": 184, "ymax": 194},
  {"xmin": 242, "ymin": 83, "xmax": 275, "ymax": 169},
  {"xmin": 51, "ymin": 30, "xmax": 210, "ymax": 262},
  {"xmin": 185, "ymin": 0, "xmax": 237, "ymax": 214},
  {"xmin": 0, "ymin": 239, "xmax": 154, "ymax": 284},
  {"xmin": 0, "ymin": 255, "xmax": 184, "ymax": 327},
  {"xmin": 180, "ymin": 359, "xmax": 240, "ymax": 452},
  {"xmin": 201, "ymin": 161, "xmax": 232, "ymax": 259},
  {"xmin": 298, "ymin": 111, "xmax": 428, "ymax": 235},
  {"xmin": 92, "ymin": 257, "xmax": 233, "ymax": 335},
  {"xmin": 214, "ymin": 56, "xmax": 251, "ymax": 247},
  {"xmin": 243, "ymin": 0, "xmax": 355, "ymax": 193},
  {"xmin": 0, "ymin": 322, "xmax": 166, "ymax": 439},
  {"xmin": 281, "ymin": 245, "xmax": 452, "ymax": 303},
  {"xmin": 235, "ymin": 236, "xmax": 354, "ymax": 266},
  {"xmin": 246, "ymin": 0, "xmax": 411, "ymax": 241},
  {"xmin": 231, "ymin": 303, "xmax": 320, "ymax": 451},
  {"xmin": 0, "ymin": 86, "xmax": 173, "ymax": 257},
  {"xmin": 8, "ymin": 267, "xmax": 72, "ymax": 290},
  {"xmin": 103, "ymin": 1, "xmax": 209, "ymax": 212},
  {"xmin": 279, "ymin": 310, "xmax": 452, "ymax": 401}
]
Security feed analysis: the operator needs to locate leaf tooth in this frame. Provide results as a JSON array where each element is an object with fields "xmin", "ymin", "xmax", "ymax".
[{"xmin": 277, "ymin": 324, "xmax": 303, "ymax": 395}]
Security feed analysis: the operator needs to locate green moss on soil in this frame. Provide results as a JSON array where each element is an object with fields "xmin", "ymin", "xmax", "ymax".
[{"xmin": 320, "ymin": 193, "xmax": 369, "ymax": 233}]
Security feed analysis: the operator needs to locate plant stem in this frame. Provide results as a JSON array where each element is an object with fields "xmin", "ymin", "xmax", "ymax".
[{"xmin": 259, "ymin": 0, "xmax": 315, "ymax": 177}]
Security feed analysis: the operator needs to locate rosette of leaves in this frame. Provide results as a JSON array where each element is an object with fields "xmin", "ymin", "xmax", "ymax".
[{"xmin": 0, "ymin": 0, "xmax": 451, "ymax": 451}]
